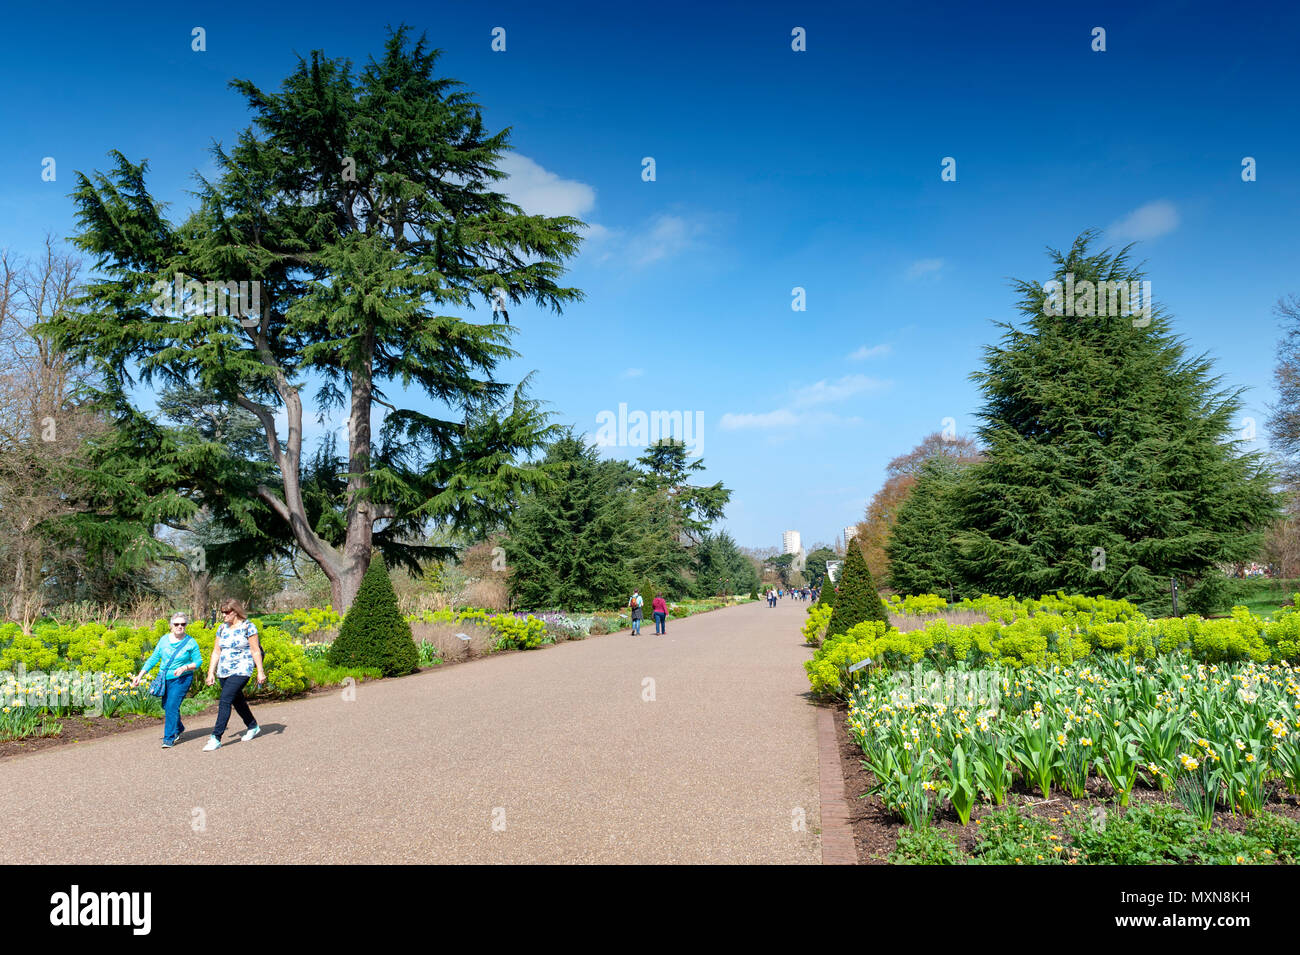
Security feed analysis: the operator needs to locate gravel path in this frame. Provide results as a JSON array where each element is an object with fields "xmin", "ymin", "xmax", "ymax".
[{"xmin": 0, "ymin": 598, "xmax": 821, "ymax": 863}]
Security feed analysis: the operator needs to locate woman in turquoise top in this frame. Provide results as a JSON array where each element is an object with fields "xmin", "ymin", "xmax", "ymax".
[{"xmin": 131, "ymin": 613, "xmax": 203, "ymax": 748}]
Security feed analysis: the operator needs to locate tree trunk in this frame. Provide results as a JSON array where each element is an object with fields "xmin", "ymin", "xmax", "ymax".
[
  {"xmin": 190, "ymin": 569, "xmax": 212, "ymax": 622},
  {"xmin": 335, "ymin": 324, "xmax": 378, "ymax": 611}
]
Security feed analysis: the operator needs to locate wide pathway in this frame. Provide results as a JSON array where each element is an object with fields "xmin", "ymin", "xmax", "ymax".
[{"xmin": 0, "ymin": 598, "xmax": 821, "ymax": 863}]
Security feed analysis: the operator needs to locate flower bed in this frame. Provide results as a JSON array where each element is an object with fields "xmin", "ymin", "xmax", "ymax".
[{"xmin": 843, "ymin": 654, "xmax": 1300, "ymax": 860}]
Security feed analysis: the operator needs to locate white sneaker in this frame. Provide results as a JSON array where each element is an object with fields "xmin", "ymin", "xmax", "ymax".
[
  {"xmin": 202, "ymin": 737, "xmax": 221, "ymax": 752},
  {"xmin": 241, "ymin": 725, "xmax": 261, "ymax": 743}
]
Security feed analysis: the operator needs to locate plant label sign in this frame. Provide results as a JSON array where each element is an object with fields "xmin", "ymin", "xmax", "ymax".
[{"xmin": 848, "ymin": 658, "xmax": 872, "ymax": 673}]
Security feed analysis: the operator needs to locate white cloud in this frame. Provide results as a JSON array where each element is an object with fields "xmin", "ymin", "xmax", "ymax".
[
  {"xmin": 626, "ymin": 214, "xmax": 705, "ymax": 266},
  {"xmin": 584, "ymin": 212, "xmax": 709, "ymax": 269},
  {"xmin": 721, "ymin": 374, "xmax": 885, "ymax": 434},
  {"xmin": 496, "ymin": 153, "xmax": 596, "ymax": 218},
  {"xmin": 622, "ymin": 367, "xmax": 645, "ymax": 378},
  {"xmin": 719, "ymin": 409, "xmax": 800, "ymax": 430},
  {"xmin": 719, "ymin": 409, "xmax": 863, "ymax": 433},
  {"xmin": 792, "ymin": 374, "xmax": 887, "ymax": 408},
  {"xmin": 1107, "ymin": 200, "xmax": 1180, "ymax": 241},
  {"xmin": 848, "ymin": 344, "xmax": 890, "ymax": 361},
  {"xmin": 905, "ymin": 258, "xmax": 945, "ymax": 280}
]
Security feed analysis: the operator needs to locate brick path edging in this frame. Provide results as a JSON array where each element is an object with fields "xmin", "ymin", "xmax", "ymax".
[{"xmin": 817, "ymin": 706, "xmax": 857, "ymax": 864}]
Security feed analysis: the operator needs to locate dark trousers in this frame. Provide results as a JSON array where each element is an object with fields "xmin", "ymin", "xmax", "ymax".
[
  {"xmin": 213, "ymin": 675, "xmax": 256, "ymax": 740},
  {"xmin": 653, "ymin": 611, "xmax": 667, "ymax": 633}
]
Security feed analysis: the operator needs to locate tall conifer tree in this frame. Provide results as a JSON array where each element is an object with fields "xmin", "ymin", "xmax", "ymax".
[
  {"xmin": 955, "ymin": 232, "xmax": 1277, "ymax": 613},
  {"xmin": 49, "ymin": 26, "xmax": 582, "ymax": 610},
  {"xmin": 503, "ymin": 434, "xmax": 638, "ymax": 611}
]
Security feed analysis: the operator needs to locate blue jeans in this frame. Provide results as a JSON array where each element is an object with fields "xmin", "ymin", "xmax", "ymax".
[
  {"xmin": 162, "ymin": 673, "xmax": 193, "ymax": 743},
  {"xmin": 654, "ymin": 611, "xmax": 667, "ymax": 633},
  {"xmin": 631, "ymin": 615, "xmax": 642, "ymax": 635}
]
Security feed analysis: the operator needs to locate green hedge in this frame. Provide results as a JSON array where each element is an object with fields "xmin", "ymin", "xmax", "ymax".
[{"xmin": 805, "ymin": 592, "xmax": 1300, "ymax": 698}]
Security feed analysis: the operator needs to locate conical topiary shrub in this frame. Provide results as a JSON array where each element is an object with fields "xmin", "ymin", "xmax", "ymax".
[
  {"xmin": 826, "ymin": 543, "xmax": 889, "ymax": 639},
  {"xmin": 818, "ymin": 582, "xmax": 837, "ymax": 609},
  {"xmin": 327, "ymin": 555, "xmax": 419, "ymax": 676}
]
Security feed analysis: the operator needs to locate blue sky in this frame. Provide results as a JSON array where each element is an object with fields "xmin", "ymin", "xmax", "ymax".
[{"xmin": 3, "ymin": 0, "xmax": 1298, "ymax": 551}]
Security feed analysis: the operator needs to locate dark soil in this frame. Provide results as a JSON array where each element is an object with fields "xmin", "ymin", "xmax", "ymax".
[{"xmin": 830, "ymin": 701, "xmax": 1300, "ymax": 864}]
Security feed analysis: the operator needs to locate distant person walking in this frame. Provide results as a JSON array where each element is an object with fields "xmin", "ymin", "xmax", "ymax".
[
  {"xmin": 652, "ymin": 594, "xmax": 668, "ymax": 634},
  {"xmin": 203, "ymin": 599, "xmax": 266, "ymax": 751},
  {"xmin": 629, "ymin": 590, "xmax": 644, "ymax": 635},
  {"xmin": 131, "ymin": 613, "xmax": 203, "ymax": 748}
]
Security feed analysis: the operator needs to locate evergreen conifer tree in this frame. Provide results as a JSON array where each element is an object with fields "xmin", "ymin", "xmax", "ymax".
[
  {"xmin": 692, "ymin": 531, "xmax": 760, "ymax": 597},
  {"xmin": 886, "ymin": 458, "xmax": 969, "ymax": 597},
  {"xmin": 826, "ymin": 543, "xmax": 889, "ymax": 638},
  {"xmin": 327, "ymin": 554, "xmax": 418, "ymax": 675},
  {"xmin": 503, "ymin": 433, "xmax": 638, "ymax": 610},
  {"xmin": 52, "ymin": 27, "xmax": 581, "ymax": 611},
  {"xmin": 955, "ymin": 232, "xmax": 1278, "ymax": 613}
]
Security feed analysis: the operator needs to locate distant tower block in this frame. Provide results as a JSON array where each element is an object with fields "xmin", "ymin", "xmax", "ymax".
[
  {"xmin": 782, "ymin": 530, "xmax": 802, "ymax": 555},
  {"xmin": 844, "ymin": 526, "xmax": 859, "ymax": 546}
]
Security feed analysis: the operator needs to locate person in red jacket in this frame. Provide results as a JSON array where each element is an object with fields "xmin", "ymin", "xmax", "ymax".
[{"xmin": 652, "ymin": 594, "xmax": 669, "ymax": 634}]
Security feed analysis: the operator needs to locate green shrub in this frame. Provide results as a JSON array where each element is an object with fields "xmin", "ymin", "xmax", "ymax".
[
  {"xmin": 890, "ymin": 825, "xmax": 963, "ymax": 865},
  {"xmin": 0, "ymin": 634, "xmax": 60, "ymax": 672},
  {"xmin": 492, "ymin": 615, "xmax": 547, "ymax": 650},
  {"xmin": 257, "ymin": 627, "xmax": 310, "ymax": 694},
  {"xmin": 802, "ymin": 603, "xmax": 832, "ymax": 647},
  {"xmin": 327, "ymin": 557, "xmax": 419, "ymax": 676},
  {"xmin": 803, "ymin": 620, "xmax": 890, "ymax": 697}
]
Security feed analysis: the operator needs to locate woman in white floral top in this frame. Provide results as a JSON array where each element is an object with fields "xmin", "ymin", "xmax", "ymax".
[{"xmin": 203, "ymin": 599, "xmax": 267, "ymax": 751}]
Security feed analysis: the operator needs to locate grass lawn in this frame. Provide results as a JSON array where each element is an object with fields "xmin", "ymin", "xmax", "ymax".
[{"xmin": 1227, "ymin": 578, "xmax": 1300, "ymax": 620}]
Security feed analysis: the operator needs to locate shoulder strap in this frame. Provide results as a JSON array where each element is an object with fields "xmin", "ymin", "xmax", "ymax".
[{"xmin": 161, "ymin": 639, "xmax": 188, "ymax": 675}]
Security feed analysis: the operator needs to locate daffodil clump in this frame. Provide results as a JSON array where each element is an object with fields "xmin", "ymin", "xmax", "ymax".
[
  {"xmin": 0, "ymin": 670, "xmax": 164, "ymax": 739},
  {"xmin": 847, "ymin": 654, "xmax": 1300, "ymax": 827}
]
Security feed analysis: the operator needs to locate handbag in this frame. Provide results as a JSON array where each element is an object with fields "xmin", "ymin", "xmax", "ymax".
[{"xmin": 149, "ymin": 639, "xmax": 191, "ymax": 697}]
